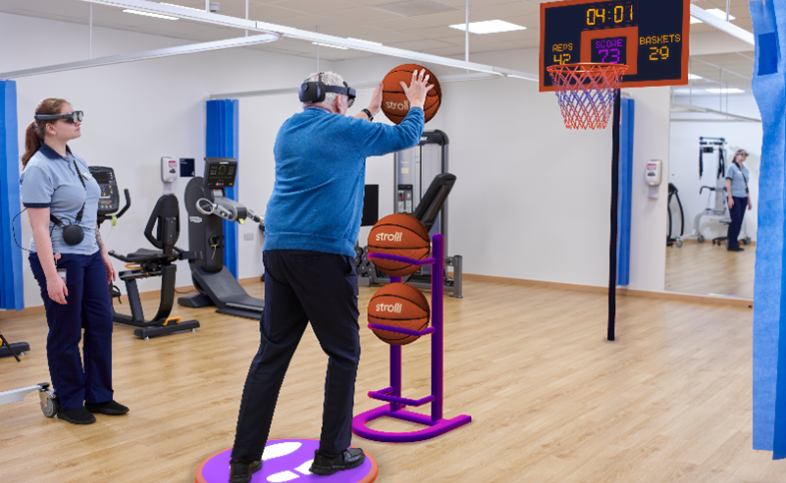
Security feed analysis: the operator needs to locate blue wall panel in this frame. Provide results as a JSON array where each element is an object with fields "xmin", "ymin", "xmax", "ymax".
[
  {"xmin": 0, "ymin": 80, "xmax": 24, "ymax": 310},
  {"xmin": 617, "ymin": 98, "xmax": 634, "ymax": 286},
  {"xmin": 206, "ymin": 100, "xmax": 240, "ymax": 279}
]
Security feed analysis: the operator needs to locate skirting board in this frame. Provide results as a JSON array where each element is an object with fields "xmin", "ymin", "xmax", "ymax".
[
  {"xmin": 463, "ymin": 273, "xmax": 753, "ymax": 308},
  {"xmin": 5, "ymin": 274, "xmax": 752, "ymax": 317}
]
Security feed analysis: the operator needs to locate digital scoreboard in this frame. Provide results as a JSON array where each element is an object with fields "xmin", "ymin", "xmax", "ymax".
[{"xmin": 539, "ymin": 0, "xmax": 690, "ymax": 91}]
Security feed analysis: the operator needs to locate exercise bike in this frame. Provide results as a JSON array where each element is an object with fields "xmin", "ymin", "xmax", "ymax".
[{"xmin": 91, "ymin": 166, "xmax": 201, "ymax": 339}]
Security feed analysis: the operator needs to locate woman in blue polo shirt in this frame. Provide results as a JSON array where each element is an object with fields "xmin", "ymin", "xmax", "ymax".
[
  {"xmin": 20, "ymin": 98, "xmax": 128, "ymax": 425},
  {"xmin": 725, "ymin": 149, "xmax": 753, "ymax": 252}
]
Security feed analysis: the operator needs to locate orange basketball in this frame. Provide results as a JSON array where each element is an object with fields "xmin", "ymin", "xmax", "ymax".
[
  {"xmin": 368, "ymin": 213, "xmax": 430, "ymax": 277},
  {"xmin": 381, "ymin": 64, "xmax": 441, "ymax": 125},
  {"xmin": 368, "ymin": 283, "xmax": 430, "ymax": 345}
]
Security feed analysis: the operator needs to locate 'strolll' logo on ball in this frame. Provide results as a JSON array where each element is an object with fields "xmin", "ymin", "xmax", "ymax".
[
  {"xmin": 368, "ymin": 213, "xmax": 430, "ymax": 277},
  {"xmin": 381, "ymin": 64, "xmax": 442, "ymax": 125}
]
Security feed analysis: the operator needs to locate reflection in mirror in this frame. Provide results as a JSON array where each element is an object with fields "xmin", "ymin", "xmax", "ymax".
[{"xmin": 666, "ymin": 52, "xmax": 759, "ymax": 299}]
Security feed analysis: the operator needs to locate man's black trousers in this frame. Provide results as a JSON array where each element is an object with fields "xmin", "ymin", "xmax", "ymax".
[{"xmin": 231, "ymin": 249, "xmax": 361, "ymax": 462}]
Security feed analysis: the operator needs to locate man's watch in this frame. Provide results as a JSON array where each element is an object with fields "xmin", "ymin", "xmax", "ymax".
[{"xmin": 362, "ymin": 109, "xmax": 374, "ymax": 121}]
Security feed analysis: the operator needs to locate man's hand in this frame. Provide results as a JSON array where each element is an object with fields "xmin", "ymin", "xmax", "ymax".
[
  {"xmin": 401, "ymin": 69, "xmax": 434, "ymax": 110},
  {"xmin": 368, "ymin": 82, "xmax": 383, "ymax": 117}
]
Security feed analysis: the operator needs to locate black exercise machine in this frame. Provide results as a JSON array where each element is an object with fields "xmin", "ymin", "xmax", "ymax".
[
  {"xmin": 667, "ymin": 182, "xmax": 684, "ymax": 247},
  {"xmin": 356, "ymin": 172, "xmax": 463, "ymax": 297},
  {"xmin": 0, "ymin": 331, "xmax": 29, "ymax": 360},
  {"xmin": 178, "ymin": 158, "xmax": 265, "ymax": 319},
  {"xmin": 91, "ymin": 166, "xmax": 200, "ymax": 339}
]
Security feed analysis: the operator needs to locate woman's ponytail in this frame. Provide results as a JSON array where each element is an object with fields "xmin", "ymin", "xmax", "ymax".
[
  {"xmin": 21, "ymin": 122, "xmax": 41, "ymax": 168},
  {"xmin": 20, "ymin": 98, "xmax": 68, "ymax": 169}
]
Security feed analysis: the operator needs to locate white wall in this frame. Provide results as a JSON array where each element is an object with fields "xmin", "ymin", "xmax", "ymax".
[
  {"xmin": 3, "ymin": 12, "xmax": 674, "ymax": 310},
  {"xmin": 334, "ymin": 49, "xmax": 671, "ymax": 292},
  {"xmin": 1, "ymin": 12, "xmax": 331, "ymax": 308},
  {"xmin": 668, "ymin": 94, "xmax": 761, "ymax": 242}
]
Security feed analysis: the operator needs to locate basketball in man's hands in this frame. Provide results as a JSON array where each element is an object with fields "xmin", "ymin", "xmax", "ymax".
[{"xmin": 381, "ymin": 64, "xmax": 441, "ymax": 125}]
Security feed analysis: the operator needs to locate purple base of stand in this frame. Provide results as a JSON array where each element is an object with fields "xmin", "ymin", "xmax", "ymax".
[{"xmin": 352, "ymin": 406, "xmax": 472, "ymax": 443}]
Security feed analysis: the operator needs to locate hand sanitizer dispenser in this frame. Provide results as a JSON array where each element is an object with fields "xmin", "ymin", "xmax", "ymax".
[{"xmin": 645, "ymin": 160, "xmax": 662, "ymax": 199}]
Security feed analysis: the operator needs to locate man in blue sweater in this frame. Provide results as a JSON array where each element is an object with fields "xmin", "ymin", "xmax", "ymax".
[{"xmin": 229, "ymin": 70, "xmax": 431, "ymax": 482}]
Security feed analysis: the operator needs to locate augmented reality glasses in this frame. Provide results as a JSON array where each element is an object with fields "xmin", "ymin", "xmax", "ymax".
[
  {"xmin": 736, "ymin": 151, "xmax": 749, "ymax": 156},
  {"xmin": 35, "ymin": 111, "xmax": 84, "ymax": 124}
]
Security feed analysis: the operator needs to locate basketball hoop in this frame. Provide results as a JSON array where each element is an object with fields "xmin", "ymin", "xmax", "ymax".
[{"xmin": 546, "ymin": 63, "xmax": 628, "ymax": 130}]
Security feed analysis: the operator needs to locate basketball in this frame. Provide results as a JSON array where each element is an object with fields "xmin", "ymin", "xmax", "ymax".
[
  {"xmin": 381, "ymin": 64, "xmax": 441, "ymax": 125},
  {"xmin": 368, "ymin": 213, "xmax": 430, "ymax": 277},
  {"xmin": 368, "ymin": 283, "xmax": 430, "ymax": 346}
]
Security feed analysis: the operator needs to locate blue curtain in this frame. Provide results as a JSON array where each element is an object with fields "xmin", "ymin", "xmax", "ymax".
[
  {"xmin": 617, "ymin": 98, "xmax": 635, "ymax": 286},
  {"xmin": 0, "ymin": 80, "xmax": 24, "ymax": 310},
  {"xmin": 750, "ymin": 0, "xmax": 786, "ymax": 460},
  {"xmin": 206, "ymin": 99, "xmax": 239, "ymax": 279}
]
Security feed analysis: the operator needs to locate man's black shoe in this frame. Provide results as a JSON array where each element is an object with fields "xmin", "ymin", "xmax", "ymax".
[
  {"xmin": 58, "ymin": 406, "xmax": 96, "ymax": 425},
  {"xmin": 85, "ymin": 400, "xmax": 129, "ymax": 415},
  {"xmin": 728, "ymin": 246, "xmax": 744, "ymax": 252},
  {"xmin": 228, "ymin": 460, "xmax": 262, "ymax": 483},
  {"xmin": 309, "ymin": 447, "xmax": 365, "ymax": 476}
]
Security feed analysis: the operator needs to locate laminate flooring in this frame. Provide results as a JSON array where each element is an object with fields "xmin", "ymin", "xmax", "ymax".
[
  {"xmin": 0, "ymin": 278, "xmax": 778, "ymax": 482},
  {"xmin": 665, "ymin": 241, "xmax": 755, "ymax": 299}
]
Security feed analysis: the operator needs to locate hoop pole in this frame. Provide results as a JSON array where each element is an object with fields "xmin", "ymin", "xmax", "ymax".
[{"xmin": 608, "ymin": 90, "xmax": 621, "ymax": 341}]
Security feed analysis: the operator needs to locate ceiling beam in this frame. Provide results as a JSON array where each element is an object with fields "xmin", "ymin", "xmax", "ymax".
[
  {"xmin": 211, "ymin": 72, "xmax": 502, "ymax": 100},
  {"xmin": 75, "ymin": 0, "xmax": 539, "ymax": 82},
  {"xmin": 0, "ymin": 34, "xmax": 279, "ymax": 80},
  {"xmin": 690, "ymin": 4, "xmax": 755, "ymax": 46}
]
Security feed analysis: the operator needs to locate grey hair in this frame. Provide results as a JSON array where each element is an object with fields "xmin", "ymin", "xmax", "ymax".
[{"xmin": 302, "ymin": 71, "xmax": 346, "ymax": 110}]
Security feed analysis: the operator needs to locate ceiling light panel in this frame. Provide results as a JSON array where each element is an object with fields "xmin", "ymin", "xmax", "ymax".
[
  {"xmin": 123, "ymin": 8, "xmax": 179, "ymax": 19},
  {"xmin": 449, "ymin": 20, "xmax": 526, "ymax": 34}
]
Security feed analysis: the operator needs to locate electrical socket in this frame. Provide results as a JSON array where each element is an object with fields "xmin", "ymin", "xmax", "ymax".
[{"xmin": 243, "ymin": 233, "xmax": 254, "ymax": 241}]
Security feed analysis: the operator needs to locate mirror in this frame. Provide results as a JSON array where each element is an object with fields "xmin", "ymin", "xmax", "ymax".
[{"xmin": 665, "ymin": 52, "xmax": 760, "ymax": 300}]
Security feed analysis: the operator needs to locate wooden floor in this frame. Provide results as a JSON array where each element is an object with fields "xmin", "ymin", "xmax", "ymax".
[
  {"xmin": 665, "ymin": 241, "xmax": 755, "ymax": 299},
  {"xmin": 1, "ymin": 278, "xmax": 781, "ymax": 482}
]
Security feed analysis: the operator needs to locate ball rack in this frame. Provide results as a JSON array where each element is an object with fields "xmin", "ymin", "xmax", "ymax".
[{"xmin": 352, "ymin": 233, "xmax": 471, "ymax": 443}]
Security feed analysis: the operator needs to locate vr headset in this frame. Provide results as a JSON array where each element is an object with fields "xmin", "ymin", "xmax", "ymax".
[
  {"xmin": 298, "ymin": 73, "xmax": 356, "ymax": 108},
  {"xmin": 35, "ymin": 111, "xmax": 84, "ymax": 124}
]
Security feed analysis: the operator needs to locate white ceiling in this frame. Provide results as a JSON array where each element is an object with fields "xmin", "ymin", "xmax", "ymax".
[{"xmin": 0, "ymin": 0, "xmax": 756, "ymax": 62}]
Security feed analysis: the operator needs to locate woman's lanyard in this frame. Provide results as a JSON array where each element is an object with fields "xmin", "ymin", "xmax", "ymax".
[
  {"xmin": 70, "ymin": 158, "xmax": 87, "ymax": 223},
  {"xmin": 733, "ymin": 162, "xmax": 749, "ymax": 194}
]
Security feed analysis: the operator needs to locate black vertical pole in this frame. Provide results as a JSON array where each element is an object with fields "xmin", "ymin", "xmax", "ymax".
[{"xmin": 608, "ymin": 90, "xmax": 622, "ymax": 342}]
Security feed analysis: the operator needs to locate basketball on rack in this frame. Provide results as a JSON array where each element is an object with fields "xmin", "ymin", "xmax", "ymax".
[
  {"xmin": 368, "ymin": 213, "xmax": 430, "ymax": 277},
  {"xmin": 381, "ymin": 64, "xmax": 442, "ymax": 125},
  {"xmin": 368, "ymin": 283, "xmax": 430, "ymax": 346}
]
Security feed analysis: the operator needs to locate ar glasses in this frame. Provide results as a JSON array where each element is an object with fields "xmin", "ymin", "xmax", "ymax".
[{"xmin": 35, "ymin": 111, "xmax": 84, "ymax": 124}]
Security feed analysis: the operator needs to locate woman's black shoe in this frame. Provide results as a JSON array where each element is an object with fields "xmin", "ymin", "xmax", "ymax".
[
  {"xmin": 58, "ymin": 407, "xmax": 96, "ymax": 425},
  {"xmin": 228, "ymin": 460, "xmax": 262, "ymax": 483},
  {"xmin": 309, "ymin": 448, "xmax": 365, "ymax": 475},
  {"xmin": 85, "ymin": 400, "xmax": 129, "ymax": 415},
  {"xmin": 728, "ymin": 246, "xmax": 744, "ymax": 252}
]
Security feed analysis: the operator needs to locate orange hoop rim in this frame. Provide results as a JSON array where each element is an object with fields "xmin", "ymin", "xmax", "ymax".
[{"xmin": 546, "ymin": 63, "xmax": 629, "ymax": 88}]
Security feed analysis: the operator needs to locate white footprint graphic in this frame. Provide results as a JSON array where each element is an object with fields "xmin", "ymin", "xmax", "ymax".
[
  {"xmin": 266, "ymin": 458, "xmax": 314, "ymax": 482},
  {"xmin": 262, "ymin": 442, "xmax": 303, "ymax": 461}
]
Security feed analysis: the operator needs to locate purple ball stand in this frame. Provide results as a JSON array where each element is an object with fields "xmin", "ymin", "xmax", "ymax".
[{"xmin": 352, "ymin": 234, "xmax": 472, "ymax": 443}]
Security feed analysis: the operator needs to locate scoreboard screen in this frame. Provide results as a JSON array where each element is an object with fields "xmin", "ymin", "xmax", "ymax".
[{"xmin": 539, "ymin": 0, "xmax": 690, "ymax": 91}]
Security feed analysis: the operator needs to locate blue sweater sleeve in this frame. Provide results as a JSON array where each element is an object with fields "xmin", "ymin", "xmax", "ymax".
[{"xmin": 352, "ymin": 107, "xmax": 425, "ymax": 157}]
